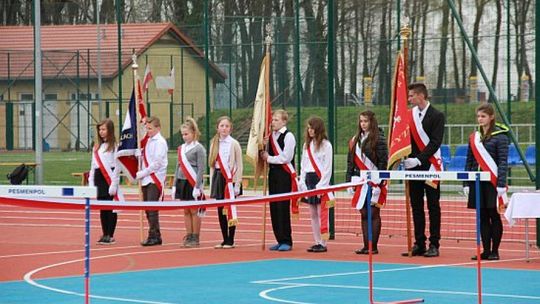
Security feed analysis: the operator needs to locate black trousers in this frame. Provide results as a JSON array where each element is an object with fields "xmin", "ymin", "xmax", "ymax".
[
  {"xmin": 269, "ymin": 167, "xmax": 293, "ymax": 246},
  {"xmin": 217, "ymin": 206, "xmax": 236, "ymax": 245},
  {"xmin": 95, "ymin": 169, "xmax": 117, "ymax": 238},
  {"xmin": 480, "ymin": 207, "xmax": 503, "ymax": 254},
  {"xmin": 408, "ymin": 180, "xmax": 441, "ymax": 248},
  {"xmin": 142, "ymin": 183, "xmax": 161, "ymax": 239}
]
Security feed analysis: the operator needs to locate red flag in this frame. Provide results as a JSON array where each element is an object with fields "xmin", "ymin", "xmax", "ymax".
[
  {"xmin": 142, "ymin": 64, "xmax": 153, "ymax": 93},
  {"xmin": 136, "ymin": 79, "xmax": 147, "ymax": 120},
  {"xmin": 387, "ymin": 52, "xmax": 411, "ymax": 169}
]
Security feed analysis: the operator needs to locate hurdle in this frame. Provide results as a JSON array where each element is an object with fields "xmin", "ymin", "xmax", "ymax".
[
  {"xmin": 362, "ymin": 170, "xmax": 490, "ymax": 304},
  {"xmin": 0, "ymin": 185, "xmax": 96, "ymax": 304}
]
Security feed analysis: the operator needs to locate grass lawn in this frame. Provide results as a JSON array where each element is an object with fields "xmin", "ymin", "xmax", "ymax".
[{"xmin": 0, "ymin": 151, "xmax": 533, "ymax": 187}]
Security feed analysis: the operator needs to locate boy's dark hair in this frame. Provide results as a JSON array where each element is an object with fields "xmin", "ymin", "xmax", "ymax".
[
  {"xmin": 7, "ymin": 164, "xmax": 29, "ymax": 185},
  {"xmin": 408, "ymin": 83, "xmax": 429, "ymax": 99}
]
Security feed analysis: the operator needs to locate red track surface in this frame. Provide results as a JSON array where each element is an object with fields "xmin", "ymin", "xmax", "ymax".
[{"xmin": 1, "ymin": 195, "xmax": 539, "ymax": 282}]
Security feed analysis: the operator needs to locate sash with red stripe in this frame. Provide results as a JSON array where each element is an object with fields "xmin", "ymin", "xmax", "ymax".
[
  {"xmin": 351, "ymin": 144, "xmax": 387, "ymax": 210},
  {"xmin": 469, "ymin": 131, "xmax": 508, "ymax": 210},
  {"xmin": 216, "ymin": 153, "xmax": 238, "ymax": 226},
  {"xmin": 269, "ymin": 132, "xmax": 300, "ymax": 217},
  {"xmin": 141, "ymin": 136, "xmax": 163, "ymax": 199},
  {"xmin": 93, "ymin": 146, "xmax": 124, "ymax": 202},
  {"xmin": 306, "ymin": 144, "xmax": 334, "ymax": 240},
  {"xmin": 178, "ymin": 144, "xmax": 206, "ymax": 215},
  {"xmin": 409, "ymin": 107, "xmax": 443, "ymax": 187}
]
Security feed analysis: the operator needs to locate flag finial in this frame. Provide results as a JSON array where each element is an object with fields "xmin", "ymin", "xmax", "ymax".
[
  {"xmin": 264, "ymin": 23, "xmax": 273, "ymax": 51},
  {"xmin": 400, "ymin": 22, "xmax": 411, "ymax": 44},
  {"xmin": 131, "ymin": 53, "xmax": 138, "ymax": 70}
]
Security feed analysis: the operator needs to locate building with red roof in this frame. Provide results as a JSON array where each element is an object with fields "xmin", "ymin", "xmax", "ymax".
[{"xmin": 0, "ymin": 22, "xmax": 226, "ymax": 150}]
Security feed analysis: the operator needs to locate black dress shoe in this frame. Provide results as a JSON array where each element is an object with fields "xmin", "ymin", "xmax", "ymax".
[
  {"xmin": 355, "ymin": 247, "xmax": 369, "ymax": 254},
  {"xmin": 471, "ymin": 252, "xmax": 491, "ymax": 260},
  {"xmin": 487, "ymin": 253, "xmax": 500, "ymax": 260},
  {"xmin": 306, "ymin": 244, "xmax": 318, "ymax": 252},
  {"xmin": 141, "ymin": 238, "xmax": 162, "ymax": 246},
  {"xmin": 402, "ymin": 245, "xmax": 426, "ymax": 257},
  {"xmin": 311, "ymin": 244, "xmax": 327, "ymax": 252},
  {"xmin": 355, "ymin": 247, "xmax": 379, "ymax": 255},
  {"xmin": 424, "ymin": 246, "xmax": 439, "ymax": 257}
]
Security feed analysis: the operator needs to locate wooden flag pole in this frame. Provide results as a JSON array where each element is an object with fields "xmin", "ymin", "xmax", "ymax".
[
  {"xmin": 131, "ymin": 54, "xmax": 146, "ymax": 244},
  {"xmin": 261, "ymin": 162, "xmax": 268, "ymax": 250},
  {"xmin": 260, "ymin": 25, "xmax": 273, "ymax": 251},
  {"xmin": 401, "ymin": 23, "xmax": 413, "ymax": 256}
]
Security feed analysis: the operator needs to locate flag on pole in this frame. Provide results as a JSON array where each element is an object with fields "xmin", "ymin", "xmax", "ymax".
[
  {"xmin": 246, "ymin": 54, "xmax": 272, "ymax": 180},
  {"xmin": 155, "ymin": 67, "xmax": 175, "ymax": 95},
  {"xmin": 116, "ymin": 89, "xmax": 139, "ymax": 181},
  {"xmin": 142, "ymin": 64, "xmax": 153, "ymax": 93},
  {"xmin": 387, "ymin": 52, "xmax": 411, "ymax": 169},
  {"xmin": 136, "ymin": 78, "xmax": 147, "ymax": 120}
]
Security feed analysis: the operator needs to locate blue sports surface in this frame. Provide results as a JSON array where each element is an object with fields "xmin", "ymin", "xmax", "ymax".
[{"xmin": 1, "ymin": 259, "xmax": 539, "ymax": 303}]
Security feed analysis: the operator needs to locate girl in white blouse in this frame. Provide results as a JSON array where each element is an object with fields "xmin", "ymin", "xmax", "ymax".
[
  {"xmin": 89, "ymin": 118, "xmax": 120, "ymax": 245},
  {"xmin": 299, "ymin": 116, "xmax": 333, "ymax": 253},
  {"xmin": 208, "ymin": 116, "xmax": 243, "ymax": 249}
]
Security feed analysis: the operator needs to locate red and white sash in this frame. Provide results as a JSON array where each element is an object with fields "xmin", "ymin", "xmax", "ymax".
[
  {"xmin": 409, "ymin": 107, "xmax": 443, "ymax": 187},
  {"xmin": 178, "ymin": 144, "xmax": 206, "ymax": 215},
  {"xmin": 141, "ymin": 138, "xmax": 164, "ymax": 199},
  {"xmin": 351, "ymin": 144, "xmax": 387, "ymax": 210},
  {"xmin": 306, "ymin": 144, "xmax": 334, "ymax": 240},
  {"xmin": 269, "ymin": 132, "xmax": 299, "ymax": 217},
  {"xmin": 469, "ymin": 131, "xmax": 508, "ymax": 209},
  {"xmin": 216, "ymin": 153, "xmax": 238, "ymax": 226},
  {"xmin": 93, "ymin": 146, "xmax": 124, "ymax": 202}
]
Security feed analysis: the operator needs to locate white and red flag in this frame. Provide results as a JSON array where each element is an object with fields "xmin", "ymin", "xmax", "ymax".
[
  {"xmin": 155, "ymin": 67, "xmax": 175, "ymax": 95},
  {"xmin": 142, "ymin": 64, "xmax": 153, "ymax": 93}
]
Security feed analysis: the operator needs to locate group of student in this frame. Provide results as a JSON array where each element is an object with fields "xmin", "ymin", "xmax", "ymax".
[{"xmin": 89, "ymin": 82, "xmax": 509, "ymax": 260}]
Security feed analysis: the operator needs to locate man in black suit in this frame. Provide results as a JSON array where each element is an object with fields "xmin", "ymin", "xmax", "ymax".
[{"xmin": 402, "ymin": 83, "xmax": 445, "ymax": 258}]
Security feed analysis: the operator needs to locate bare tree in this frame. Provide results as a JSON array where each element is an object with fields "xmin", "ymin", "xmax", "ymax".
[
  {"xmin": 489, "ymin": 0, "xmax": 502, "ymax": 101},
  {"xmin": 301, "ymin": 0, "xmax": 328, "ymax": 106},
  {"xmin": 470, "ymin": 0, "xmax": 491, "ymax": 77},
  {"xmin": 436, "ymin": 1, "xmax": 450, "ymax": 89},
  {"xmin": 512, "ymin": 0, "xmax": 533, "ymax": 100}
]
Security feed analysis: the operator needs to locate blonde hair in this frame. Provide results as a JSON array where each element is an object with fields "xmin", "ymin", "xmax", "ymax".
[
  {"xmin": 181, "ymin": 116, "xmax": 201, "ymax": 141},
  {"xmin": 146, "ymin": 116, "xmax": 161, "ymax": 128},
  {"xmin": 209, "ymin": 116, "xmax": 233, "ymax": 167},
  {"xmin": 273, "ymin": 109, "xmax": 289, "ymax": 123}
]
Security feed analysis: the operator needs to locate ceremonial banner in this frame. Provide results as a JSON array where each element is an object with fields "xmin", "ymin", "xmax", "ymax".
[
  {"xmin": 387, "ymin": 52, "xmax": 411, "ymax": 169},
  {"xmin": 246, "ymin": 55, "xmax": 272, "ymax": 180},
  {"xmin": 116, "ymin": 90, "xmax": 139, "ymax": 181}
]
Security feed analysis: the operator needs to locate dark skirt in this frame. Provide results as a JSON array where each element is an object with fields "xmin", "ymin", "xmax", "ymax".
[
  {"xmin": 304, "ymin": 172, "xmax": 321, "ymax": 205},
  {"xmin": 211, "ymin": 169, "xmax": 226, "ymax": 200},
  {"xmin": 467, "ymin": 181, "xmax": 498, "ymax": 209},
  {"xmin": 175, "ymin": 179, "xmax": 194, "ymax": 200}
]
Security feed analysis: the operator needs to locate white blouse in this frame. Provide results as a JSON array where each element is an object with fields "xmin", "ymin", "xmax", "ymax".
[
  {"xmin": 88, "ymin": 142, "xmax": 120, "ymax": 187},
  {"xmin": 300, "ymin": 139, "xmax": 333, "ymax": 188}
]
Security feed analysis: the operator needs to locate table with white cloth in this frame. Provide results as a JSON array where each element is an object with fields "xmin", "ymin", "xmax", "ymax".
[{"xmin": 504, "ymin": 192, "xmax": 540, "ymax": 260}]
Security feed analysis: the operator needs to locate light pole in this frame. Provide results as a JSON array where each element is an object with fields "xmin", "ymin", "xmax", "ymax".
[{"xmin": 97, "ymin": 0, "xmax": 103, "ymax": 119}]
